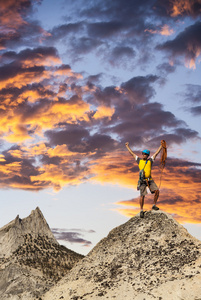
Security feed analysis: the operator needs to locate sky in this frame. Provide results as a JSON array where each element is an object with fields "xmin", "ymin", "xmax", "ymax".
[{"xmin": 0, "ymin": 0, "xmax": 201, "ymax": 255}]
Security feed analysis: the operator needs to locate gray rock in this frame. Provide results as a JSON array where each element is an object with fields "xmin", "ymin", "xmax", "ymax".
[
  {"xmin": 43, "ymin": 210, "xmax": 201, "ymax": 300},
  {"xmin": 0, "ymin": 207, "xmax": 84, "ymax": 299}
]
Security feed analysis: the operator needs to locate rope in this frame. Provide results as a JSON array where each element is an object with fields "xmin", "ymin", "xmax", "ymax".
[{"xmin": 158, "ymin": 140, "xmax": 167, "ymax": 189}]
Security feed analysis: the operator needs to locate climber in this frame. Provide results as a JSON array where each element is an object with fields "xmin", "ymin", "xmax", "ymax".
[{"xmin": 125, "ymin": 141, "xmax": 164, "ymax": 218}]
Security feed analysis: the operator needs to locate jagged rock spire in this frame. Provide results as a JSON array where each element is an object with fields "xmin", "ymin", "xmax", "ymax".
[
  {"xmin": 0, "ymin": 207, "xmax": 84, "ymax": 300},
  {"xmin": 0, "ymin": 207, "xmax": 57, "ymax": 257}
]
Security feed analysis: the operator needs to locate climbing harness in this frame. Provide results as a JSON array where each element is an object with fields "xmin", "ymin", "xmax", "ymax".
[
  {"xmin": 137, "ymin": 160, "xmax": 148, "ymax": 190},
  {"xmin": 137, "ymin": 140, "xmax": 167, "ymax": 191}
]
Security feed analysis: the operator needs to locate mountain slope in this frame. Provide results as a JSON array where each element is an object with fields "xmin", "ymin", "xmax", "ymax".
[
  {"xmin": 0, "ymin": 207, "xmax": 84, "ymax": 300},
  {"xmin": 42, "ymin": 210, "xmax": 201, "ymax": 300}
]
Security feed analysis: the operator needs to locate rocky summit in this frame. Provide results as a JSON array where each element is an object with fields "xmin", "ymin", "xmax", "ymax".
[
  {"xmin": 43, "ymin": 210, "xmax": 201, "ymax": 300},
  {"xmin": 0, "ymin": 207, "xmax": 84, "ymax": 300}
]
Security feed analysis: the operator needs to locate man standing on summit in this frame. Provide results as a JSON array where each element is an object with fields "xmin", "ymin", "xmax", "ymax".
[{"xmin": 125, "ymin": 141, "xmax": 163, "ymax": 218}]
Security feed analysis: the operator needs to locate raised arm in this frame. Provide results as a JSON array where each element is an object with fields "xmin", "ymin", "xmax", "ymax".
[
  {"xmin": 152, "ymin": 141, "xmax": 163, "ymax": 160},
  {"xmin": 125, "ymin": 142, "xmax": 137, "ymax": 160}
]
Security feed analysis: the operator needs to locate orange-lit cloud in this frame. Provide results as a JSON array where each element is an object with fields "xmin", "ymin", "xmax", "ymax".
[
  {"xmin": 0, "ymin": 68, "xmax": 50, "ymax": 90},
  {"xmin": 30, "ymin": 162, "xmax": 89, "ymax": 191},
  {"xmin": 0, "ymin": 0, "xmax": 50, "ymax": 50},
  {"xmin": 0, "ymin": 0, "xmax": 28, "ymax": 31},
  {"xmin": 88, "ymin": 152, "xmax": 201, "ymax": 224},
  {"xmin": 160, "ymin": 24, "xmax": 174, "ymax": 36},
  {"xmin": 93, "ymin": 106, "xmax": 115, "ymax": 120},
  {"xmin": 156, "ymin": 21, "xmax": 201, "ymax": 70},
  {"xmin": 0, "ymin": 49, "xmax": 93, "ymax": 143},
  {"xmin": 0, "ymin": 1, "xmax": 200, "ymax": 232},
  {"xmin": 115, "ymin": 189, "xmax": 201, "ymax": 224},
  {"xmin": 0, "ymin": 98, "xmax": 90, "ymax": 142},
  {"xmin": 21, "ymin": 55, "xmax": 61, "ymax": 68},
  {"xmin": 170, "ymin": 0, "xmax": 197, "ymax": 17},
  {"xmin": 55, "ymin": 65, "xmax": 83, "ymax": 79},
  {"xmin": 185, "ymin": 46, "xmax": 201, "ymax": 69},
  {"xmin": 5, "ymin": 124, "xmax": 32, "ymax": 143},
  {"xmin": 145, "ymin": 25, "xmax": 174, "ymax": 36}
]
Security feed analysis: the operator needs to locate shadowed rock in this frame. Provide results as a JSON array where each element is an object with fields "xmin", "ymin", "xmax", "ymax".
[{"xmin": 0, "ymin": 207, "xmax": 84, "ymax": 300}]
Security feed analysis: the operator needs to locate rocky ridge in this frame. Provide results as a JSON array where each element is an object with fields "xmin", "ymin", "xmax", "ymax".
[
  {"xmin": 0, "ymin": 207, "xmax": 84, "ymax": 300},
  {"xmin": 43, "ymin": 210, "xmax": 201, "ymax": 300}
]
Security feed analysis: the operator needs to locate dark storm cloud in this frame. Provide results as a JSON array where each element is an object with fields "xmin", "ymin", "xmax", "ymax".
[
  {"xmin": 45, "ymin": 125, "xmax": 117, "ymax": 157},
  {"xmin": 16, "ymin": 99, "xmax": 51, "ymax": 121},
  {"xmin": 0, "ymin": 47, "xmax": 60, "ymax": 88},
  {"xmin": 45, "ymin": 125, "xmax": 90, "ymax": 147},
  {"xmin": 51, "ymin": 228, "xmax": 94, "ymax": 246},
  {"xmin": 1, "ymin": 47, "xmax": 59, "ymax": 64},
  {"xmin": 0, "ymin": 83, "xmax": 56, "ymax": 111},
  {"xmin": 84, "ymin": 73, "xmax": 200, "ymax": 150},
  {"xmin": 80, "ymin": 0, "xmax": 153, "ymax": 23},
  {"xmin": 80, "ymin": 0, "xmax": 200, "ymax": 20},
  {"xmin": 156, "ymin": 62, "xmax": 177, "ymax": 76},
  {"xmin": 82, "ymin": 133, "xmax": 117, "ymax": 154},
  {"xmin": 87, "ymin": 21, "xmax": 126, "ymax": 38},
  {"xmin": 180, "ymin": 84, "xmax": 201, "ymax": 116},
  {"xmin": 0, "ymin": 146, "xmax": 48, "ymax": 191},
  {"xmin": 108, "ymin": 46, "xmax": 136, "ymax": 68},
  {"xmin": 70, "ymin": 36, "xmax": 103, "ymax": 55},
  {"xmin": 56, "ymin": 64, "xmax": 71, "ymax": 72},
  {"xmin": 58, "ymin": 0, "xmax": 171, "ymax": 65},
  {"xmin": 0, "ymin": 62, "xmax": 45, "ymax": 82},
  {"xmin": 111, "ymin": 46, "xmax": 135, "ymax": 59},
  {"xmin": 147, "ymin": 130, "xmax": 199, "ymax": 149},
  {"xmin": 163, "ymin": 157, "xmax": 201, "ymax": 170},
  {"xmin": 0, "ymin": 0, "xmax": 49, "ymax": 50},
  {"xmin": 184, "ymin": 84, "xmax": 201, "ymax": 104},
  {"xmin": 108, "ymin": 101, "xmax": 184, "ymax": 145},
  {"xmin": 40, "ymin": 155, "xmax": 62, "ymax": 166},
  {"xmin": 90, "ymin": 75, "xmax": 159, "ymax": 107},
  {"xmin": 154, "ymin": 0, "xmax": 201, "ymax": 17},
  {"xmin": 87, "ymin": 73, "xmax": 102, "ymax": 83},
  {"xmin": 174, "ymin": 128, "xmax": 199, "ymax": 139},
  {"xmin": 92, "ymin": 86, "xmax": 122, "ymax": 106},
  {"xmin": 157, "ymin": 21, "xmax": 201, "ymax": 65},
  {"xmin": 46, "ymin": 0, "xmax": 201, "ymax": 68},
  {"xmin": 121, "ymin": 75, "xmax": 159, "ymax": 104},
  {"xmin": 49, "ymin": 22, "xmax": 84, "ymax": 41},
  {"xmin": 0, "ymin": 142, "xmax": 91, "ymax": 191},
  {"xmin": 190, "ymin": 106, "xmax": 201, "ymax": 115}
]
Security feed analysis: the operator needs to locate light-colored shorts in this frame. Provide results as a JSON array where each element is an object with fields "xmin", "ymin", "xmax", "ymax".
[{"xmin": 139, "ymin": 179, "xmax": 158, "ymax": 196}]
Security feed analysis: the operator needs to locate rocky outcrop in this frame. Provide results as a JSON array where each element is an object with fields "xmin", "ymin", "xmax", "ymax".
[
  {"xmin": 42, "ymin": 210, "xmax": 201, "ymax": 300},
  {"xmin": 0, "ymin": 207, "xmax": 84, "ymax": 300},
  {"xmin": 0, "ymin": 207, "xmax": 56, "ymax": 258}
]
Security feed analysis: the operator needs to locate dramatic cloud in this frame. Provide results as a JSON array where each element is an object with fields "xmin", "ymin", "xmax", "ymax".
[
  {"xmin": 167, "ymin": 0, "xmax": 201, "ymax": 17},
  {"xmin": 0, "ymin": 41, "xmax": 199, "ymax": 194},
  {"xmin": 184, "ymin": 84, "xmax": 201, "ymax": 104},
  {"xmin": 0, "ymin": 0, "xmax": 50, "ymax": 49},
  {"xmin": 190, "ymin": 106, "xmax": 201, "ymax": 116},
  {"xmin": 0, "ymin": 0, "xmax": 201, "ymax": 226},
  {"xmin": 48, "ymin": 22, "xmax": 84, "ymax": 42},
  {"xmin": 114, "ymin": 157, "xmax": 201, "ymax": 223},
  {"xmin": 145, "ymin": 24, "xmax": 174, "ymax": 36},
  {"xmin": 157, "ymin": 22, "xmax": 201, "ymax": 69},
  {"xmin": 181, "ymin": 84, "xmax": 201, "ymax": 116}
]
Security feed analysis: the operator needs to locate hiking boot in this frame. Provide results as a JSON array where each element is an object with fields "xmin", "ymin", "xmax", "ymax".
[
  {"xmin": 140, "ymin": 211, "xmax": 144, "ymax": 218},
  {"xmin": 152, "ymin": 205, "xmax": 159, "ymax": 211}
]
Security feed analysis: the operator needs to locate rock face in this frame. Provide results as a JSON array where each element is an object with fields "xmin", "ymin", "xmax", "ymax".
[
  {"xmin": 0, "ymin": 207, "xmax": 84, "ymax": 300},
  {"xmin": 43, "ymin": 210, "xmax": 201, "ymax": 300}
]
